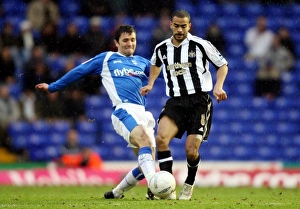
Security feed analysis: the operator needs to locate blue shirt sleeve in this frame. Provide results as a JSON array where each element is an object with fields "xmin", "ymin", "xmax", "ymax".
[{"xmin": 48, "ymin": 53, "xmax": 105, "ymax": 92}]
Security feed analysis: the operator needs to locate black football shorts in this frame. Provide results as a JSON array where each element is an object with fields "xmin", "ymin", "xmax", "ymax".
[{"xmin": 158, "ymin": 92, "xmax": 213, "ymax": 140}]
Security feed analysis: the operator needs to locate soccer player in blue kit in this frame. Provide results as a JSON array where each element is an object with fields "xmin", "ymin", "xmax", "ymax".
[{"xmin": 35, "ymin": 25, "xmax": 157, "ymax": 199}]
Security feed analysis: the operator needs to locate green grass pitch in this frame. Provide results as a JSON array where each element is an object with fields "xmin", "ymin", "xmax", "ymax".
[{"xmin": 0, "ymin": 185, "xmax": 299, "ymax": 209}]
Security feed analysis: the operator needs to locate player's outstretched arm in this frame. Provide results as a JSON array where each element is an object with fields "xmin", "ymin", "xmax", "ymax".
[{"xmin": 35, "ymin": 83, "xmax": 50, "ymax": 93}]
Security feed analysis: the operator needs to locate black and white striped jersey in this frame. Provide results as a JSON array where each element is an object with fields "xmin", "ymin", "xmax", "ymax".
[{"xmin": 151, "ymin": 33, "xmax": 228, "ymax": 97}]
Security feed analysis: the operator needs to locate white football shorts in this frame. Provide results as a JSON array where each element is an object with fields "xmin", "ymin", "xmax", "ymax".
[{"xmin": 111, "ymin": 103, "xmax": 156, "ymax": 148}]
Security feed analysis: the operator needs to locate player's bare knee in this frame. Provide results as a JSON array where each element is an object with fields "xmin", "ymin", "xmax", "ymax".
[
  {"xmin": 156, "ymin": 135, "xmax": 169, "ymax": 149},
  {"xmin": 186, "ymin": 149, "xmax": 198, "ymax": 160}
]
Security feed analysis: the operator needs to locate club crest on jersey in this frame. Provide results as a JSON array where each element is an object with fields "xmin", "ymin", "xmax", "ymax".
[
  {"xmin": 132, "ymin": 59, "xmax": 137, "ymax": 65},
  {"xmin": 188, "ymin": 50, "xmax": 196, "ymax": 58}
]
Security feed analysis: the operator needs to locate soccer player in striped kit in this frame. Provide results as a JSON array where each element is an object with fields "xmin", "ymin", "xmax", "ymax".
[
  {"xmin": 141, "ymin": 10, "xmax": 229, "ymax": 200},
  {"xmin": 35, "ymin": 25, "xmax": 157, "ymax": 199}
]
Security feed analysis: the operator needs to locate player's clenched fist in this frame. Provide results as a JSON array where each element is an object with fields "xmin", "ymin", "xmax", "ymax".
[
  {"xmin": 35, "ymin": 83, "xmax": 49, "ymax": 92},
  {"xmin": 140, "ymin": 85, "xmax": 152, "ymax": 96}
]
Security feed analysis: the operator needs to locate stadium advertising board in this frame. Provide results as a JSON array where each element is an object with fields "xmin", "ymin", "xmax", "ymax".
[{"xmin": 0, "ymin": 167, "xmax": 299, "ymax": 188}]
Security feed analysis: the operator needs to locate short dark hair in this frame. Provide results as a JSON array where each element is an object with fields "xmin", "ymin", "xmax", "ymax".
[
  {"xmin": 171, "ymin": 10, "xmax": 191, "ymax": 22},
  {"xmin": 114, "ymin": 25, "xmax": 136, "ymax": 42}
]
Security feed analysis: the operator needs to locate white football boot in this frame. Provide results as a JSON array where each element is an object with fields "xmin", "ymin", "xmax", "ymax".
[{"xmin": 179, "ymin": 183, "xmax": 194, "ymax": 200}]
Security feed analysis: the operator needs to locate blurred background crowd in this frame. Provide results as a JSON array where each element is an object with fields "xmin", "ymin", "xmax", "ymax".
[{"xmin": 0, "ymin": 0, "xmax": 299, "ymax": 166}]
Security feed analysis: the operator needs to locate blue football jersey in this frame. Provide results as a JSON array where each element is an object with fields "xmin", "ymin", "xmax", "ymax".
[{"xmin": 48, "ymin": 52, "xmax": 151, "ymax": 107}]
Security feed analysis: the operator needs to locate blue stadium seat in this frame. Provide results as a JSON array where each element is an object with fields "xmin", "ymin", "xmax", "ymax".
[
  {"xmin": 256, "ymin": 146, "xmax": 281, "ymax": 161},
  {"xmin": 235, "ymin": 83, "xmax": 253, "ymax": 97},
  {"xmin": 232, "ymin": 145, "xmax": 256, "ymax": 160},
  {"xmin": 8, "ymin": 82, "xmax": 22, "ymax": 99},
  {"xmin": 169, "ymin": 146, "xmax": 186, "ymax": 160},
  {"xmin": 251, "ymin": 97, "xmax": 269, "ymax": 109},
  {"xmin": 78, "ymin": 133, "xmax": 97, "ymax": 147},
  {"xmin": 57, "ymin": 18, "xmax": 68, "ymax": 36},
  {"xmin": 29, "ymin": 148, "xmax": 47, "ymax": 161},
  {"xmin": 224, "ymin": 30, "xmax": 244, "ymax": 45},
  {"xmin": 258, "ymin": 134, "xmax": 279, "ymax": 146},
  {"xmin": 85, "ymin": 95, "xmax": 109, "ymax": 109},
  {"xmin": 28, "ymin": 133, "xmax": 49, "ymax": 147},
  {"xmin": 85, "ymin": 109, "xmax": 103, "ymax": 121},
  {"xmin": 100, "ymin": 17, "xmax": 114, "ymax": 36},
  {"xmin": 60, "ymin": 1, "xmax": 80, "ymax": 17},
  {"xmin": 76, "ymin": 121, "xmax": 98, "ymax": 134},
  {"xmin": 266, "ymin": 5, "xmax": 287, "ymax": 17},
  {"xmin": 4, "ymin": 16, "xmax": 24, "ymax": 35},
  {"xmin": 111, "ymin": 145, "xmax": 127, "ymax": 160},
  {"xmin": 226, "ymin": 44, "xmax": 246, "ymax": 57},
  {"xmin": 135, "ymin": 43, "xmax": 151, "ymax": 59},
  {"xmin": 31, "ymin": 120, "xmax": 51, "ymax": 134},
  {"xmin": 221, "ymin": 3, "xmax": 241, "ymax": 17},
  {"xmin": 282, "ymin": 83, "xmax": 299, "ymax": 98},
  {"xmin": 240, "ymin": 134, "xmax": 259, "ymax": 146},
  {"xmin": 47, "ymin": 56, "xmax": 67, "ymax": 77},
  {"xmin": 136, "ymin": 30, "xmax": 152, "ymax": 43},
  {"xmin": 277, "ymin": 122, "xmax": 299, "ymax": 135},
  {"xmin": 274, "ymin": 97, "xmax": 298, "ymax": 109},
  {"xmin": 234, "ymin": 17, "xmax": 253, "ymax": 31},
  {"xmin": 260, "ymin": 110, "xmax": 276, "ymax": 121},
  {"xmin": 238, "ymin": 109, "xmax": 253, "ymax": 122},
  {"xmin": 93, "ymin": 145, "xmax": 110, "ymax": 160},
  {"xmin": 8, "ymin": 121, "xmax": 32, "ymax": 135},
  {"xmin": 45, "ymin": 145, "xmax": 61, "ymax": 160},
  {"xmin": 175, "ymin": 2, "xmax": 197, "ymax": 16},
  {"xmin": 207, "ymin": 145, "xmax": 232, "ymax": 160},
  {"xmin": 291, "ymin": 135, "xmax": 300, "ymax": 147},
  {"xmin": 29, "ymin": 145, "xmax": 60, "ymax": 161},
  {"xmin": 51, "ymin": 120, "xmax": 71, "ymax": 134},
  {"xmin": 228, "ymin": 123, "xmax": 245, "ymax": 134},
  {"xmin": 276, "ymin": 18, "xmax": 299, "ymax": 31},
  {"xmin": 197, "ymin": 3, "xmax": 219, "ymax": 17},
  {"xmin": 286, "ymin": 110, "xmax": 300, "ymax": 122},
  {"xmin": 242, "ymin": 4, "xmax": 265, "ymax": 17},
  {"xmin": 3, "ymin": 1, "xmax": 26, "ymax": 17},
  {"xmin": 11, "ymin": 135, "xmax": 28, "ymax": 150},
  {"xmin": 287, "ymin": 3, "xmax": 300, "ymax": 18},
  {"xmin": 134, "ymin": 17, "xmax": 157, "ymax": 30},
  {"xmin": 252, "ymin": 122, "xmax": 272, "ymax": 135},
  {"xmin": 8, "ymin": 122, "xmax": 32, "ymax": 150},
  {"xmin": 71, "ymin": 16, "xmax": 89, "ymax": 35},
  {"xmin": 49, "ymin": 133, "xmax": 66, "ymax": 146},
  {"xmin": 282, "ymin": 147, "xmax": 299, "ymax": 161},
  {"xmin": 101, "ymin": 132, "xmax": 121, "ymax": 146}
]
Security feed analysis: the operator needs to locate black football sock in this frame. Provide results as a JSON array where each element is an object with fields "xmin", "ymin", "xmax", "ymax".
[
  {"xmin": 157, "ymin": 150, "xmax": 173, "ymax": 174},
  {"xmin": 185, "ymin": 154, "xmax": 200, "ymax": 185}
]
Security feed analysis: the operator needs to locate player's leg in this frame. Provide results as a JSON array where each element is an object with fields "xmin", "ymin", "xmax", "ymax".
[
  {"xmin": 178, "ymin": 134, "xmax": 201, "ymax": 200},
  {"xmin": 155, "ymin": 115, "xmax": 178, "ymax": 199},
  {"xmin": 130, "ymin": 125, "xmax": 156, "ymax": 183},
  {"xmin": 104, "ymin": 146, "xmax": 156, "ymax": 199},
  {"xmin": 111, "ymin": 107, "xmax": 156, "ymax": 184},
  {"xmin": 156, "ymin": 115, "xmax": 178, "ymax": 174},
  {"xmin": 104, "ymin": 166, "xmax": 144, "ymax": 199},
  {"xmin": 156, "ymin": 97, "xmax": 184, "ymax": 176},
  {"xmin": 179, "ymin": 95, "xmax": 213, "ymax": 200},
  {"xmin": 105, "ymin": 108, "xmax": 156, "ymax": 199}
]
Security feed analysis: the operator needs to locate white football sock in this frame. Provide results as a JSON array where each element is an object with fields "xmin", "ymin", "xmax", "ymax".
[
  {"xmin": 138, "ymin": 146, "xmax": 156, "ymax": 184},
  {"xmin": 112, "ymin": 167, "xmax": 143, "ymax": 196}
]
